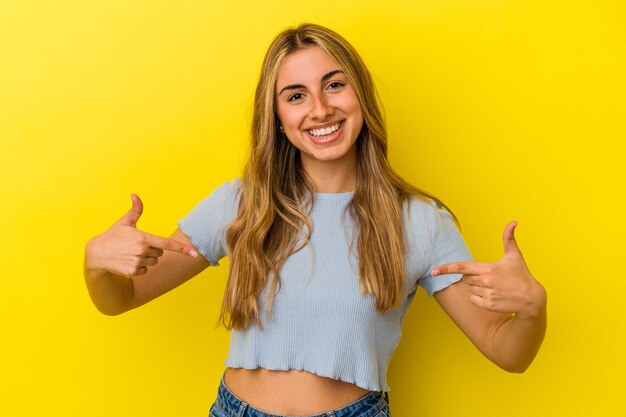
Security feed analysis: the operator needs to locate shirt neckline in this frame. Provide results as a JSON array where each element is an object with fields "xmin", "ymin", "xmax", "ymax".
[{"xmin": 314, "ymin": 191, "xmax": 354, "ymax": 200}]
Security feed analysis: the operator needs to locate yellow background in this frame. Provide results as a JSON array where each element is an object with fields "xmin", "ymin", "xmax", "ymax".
[{"xmin": 1, "ymin": 1, "xmax": 624, "ymax": 416}]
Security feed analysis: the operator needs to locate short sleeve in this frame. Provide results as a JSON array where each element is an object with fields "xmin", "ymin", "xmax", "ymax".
[
  {"xmin": 418, "ymin": 204, "xmax": 474, "ymax": 296},
  {"xmin": 177, "ymin": 179, "xmax": 241, "ymax": 266}
]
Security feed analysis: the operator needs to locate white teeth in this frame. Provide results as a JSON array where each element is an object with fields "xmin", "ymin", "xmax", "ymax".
[{"xmin": 309, "ymin": 122, "xmax": 341, "ymax": 137}]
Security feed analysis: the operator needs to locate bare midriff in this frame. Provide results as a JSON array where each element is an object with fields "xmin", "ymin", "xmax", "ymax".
[{"xmin": 223, "ymin": 367, "xmax": 371, "ymax": 415}]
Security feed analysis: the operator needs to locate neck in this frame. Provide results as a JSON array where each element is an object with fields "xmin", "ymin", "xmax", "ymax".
[{"xmin": 301, "ymin": 152, "xmax": 357, "ymax": 193}]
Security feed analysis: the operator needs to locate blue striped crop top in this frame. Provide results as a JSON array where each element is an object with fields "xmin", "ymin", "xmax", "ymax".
[{"xmin": 177, "ymin": 179, "xmax": 473, "ymax": 391}]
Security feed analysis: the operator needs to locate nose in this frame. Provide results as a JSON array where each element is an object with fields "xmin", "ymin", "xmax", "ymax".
[{"xmin": 309, "ymin": 92, "xmax": 333, "ymax": 120}]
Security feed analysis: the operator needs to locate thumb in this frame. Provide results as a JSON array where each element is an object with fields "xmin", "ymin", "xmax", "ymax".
[
  {"xmin": 502, "ymin": 220, "xmax": 523, "ymax": 259},
  {"xmin": 116, "ymin": 194, "xmax": 143, "ymax": 227}
]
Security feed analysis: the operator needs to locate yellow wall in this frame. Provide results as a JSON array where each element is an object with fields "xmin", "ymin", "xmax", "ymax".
[{"xmin": 1, "ymin": 1, "xmax": 624, "ymax": 416}]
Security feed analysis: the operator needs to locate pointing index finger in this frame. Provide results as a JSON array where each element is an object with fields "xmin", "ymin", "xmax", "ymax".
[
  {"xmin": 432, "ymin": 261, "xmax": 482, "ymax": 276},
  {"xmin": 144, "ymin": 233, "xmax": 198, "ymax": 257}
]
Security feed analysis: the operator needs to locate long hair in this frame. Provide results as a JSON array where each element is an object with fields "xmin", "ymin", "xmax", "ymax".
[{"xmin": 220, "ymin": 23, "xmax": 455, "ymax": 330}]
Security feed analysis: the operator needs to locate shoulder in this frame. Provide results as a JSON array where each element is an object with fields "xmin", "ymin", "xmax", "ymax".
[
  {"xmin": 198, "ymin": 177, "xmax": 242, "ymax": 209},
  {"xmin": 179, "ymin": 177, "xmax": 242, "ymax": 221},
  {"xmin": 212, "ymin": 177, "xmax": 242, "ymax": 198},
  {"xmin": 404, "ymin": 195, "xmax": 455, "ymax": 238},
  {"xmin": 177, "ymin": 178, "xmax": 241, "ymax": 265}
]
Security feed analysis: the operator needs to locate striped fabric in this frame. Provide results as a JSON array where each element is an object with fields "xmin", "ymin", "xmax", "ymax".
[{"xmin": 178, "ymin": 179, "xmax": 472, "ymax": 391}]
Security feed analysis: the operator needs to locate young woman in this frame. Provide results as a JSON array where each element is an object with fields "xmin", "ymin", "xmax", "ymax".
[{"xmin": 84, "ymin": 24, "xmax": 547, "ymax": 417}]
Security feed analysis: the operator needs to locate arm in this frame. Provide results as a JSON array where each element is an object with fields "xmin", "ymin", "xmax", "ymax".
[
  {"xmin": 432, "ymin": 221, "xmax": 547, "ymax": 372},
  {"xmin": 84, "ymin": 195, "xmax": 211, "ymax": 315}
]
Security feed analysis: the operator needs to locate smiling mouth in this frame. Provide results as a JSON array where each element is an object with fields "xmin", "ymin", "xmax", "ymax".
[{"xmin": 305, "ymin": 121, "xmax": 344, "ymax": 144}]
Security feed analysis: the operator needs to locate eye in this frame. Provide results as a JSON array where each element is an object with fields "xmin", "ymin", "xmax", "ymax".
[
  {"xmin": 327, "ymin": 81, "xmax": 345, "ymax": 90},
  {"xmin": 287, "ymin": 92, "xmax": 305, "ymax": 102}
]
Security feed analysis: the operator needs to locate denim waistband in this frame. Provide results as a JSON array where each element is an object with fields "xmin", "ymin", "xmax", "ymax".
[{"xmin": 214, "ymin": 373, "xmax": 389, "ymax": 417}]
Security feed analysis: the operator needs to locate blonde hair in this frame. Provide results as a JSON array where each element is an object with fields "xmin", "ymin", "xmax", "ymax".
[{"xmin": 220, "ymin": 23, "xmax": 454, "ymax": 330}]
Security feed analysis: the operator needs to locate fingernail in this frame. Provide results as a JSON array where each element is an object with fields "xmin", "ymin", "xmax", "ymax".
[
  {"xmin": 432, "ymin": 269, "xmax": 439, "ymax": 276},
  {"xmin": 189, "ymin": 250, "xmax": 198, "ymax": 258}
]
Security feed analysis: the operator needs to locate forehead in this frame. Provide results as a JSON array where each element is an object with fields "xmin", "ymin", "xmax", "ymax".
[{"xmin": 275, "ymin": 47, "xmax": 343, "ymax": 90}]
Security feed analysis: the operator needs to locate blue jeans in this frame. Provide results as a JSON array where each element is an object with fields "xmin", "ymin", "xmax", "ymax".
[{"xmin": 209, "ymin": 374, "xmax": 391, "ymax": 417}]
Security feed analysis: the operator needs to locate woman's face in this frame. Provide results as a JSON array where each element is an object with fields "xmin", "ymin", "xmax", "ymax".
[{"xmin": 275, "ymin": 46, "xmax": 364, "ymax": 174}]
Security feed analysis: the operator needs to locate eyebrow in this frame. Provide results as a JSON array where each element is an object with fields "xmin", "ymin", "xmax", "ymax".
[{"xmin": 277, "ymin": 70, "xmax": 345, "ymax": 96}]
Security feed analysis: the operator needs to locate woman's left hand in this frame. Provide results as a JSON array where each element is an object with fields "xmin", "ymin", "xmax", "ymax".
[{"xmin": 432, "ymin": 221, "xmax": 546, "ymax": 319}]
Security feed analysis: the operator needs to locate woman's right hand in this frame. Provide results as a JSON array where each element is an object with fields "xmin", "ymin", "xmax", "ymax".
[{"xmin": 85, "ymin": 194, "xmax": 198, "ymax": 278}]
